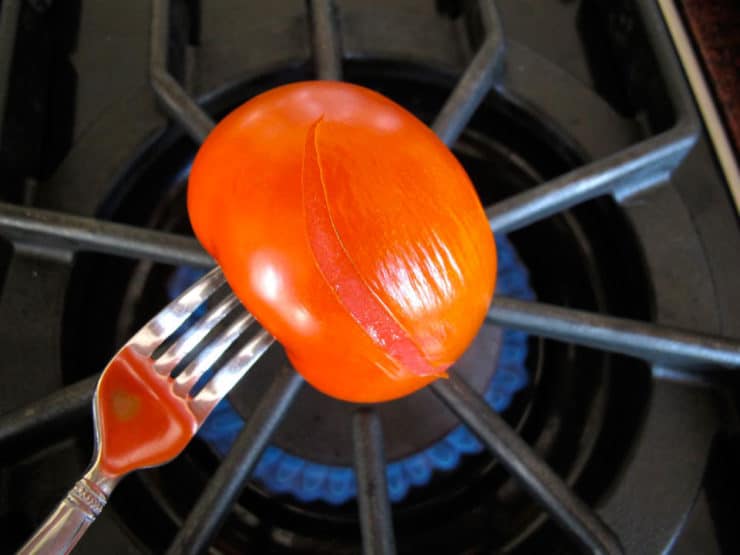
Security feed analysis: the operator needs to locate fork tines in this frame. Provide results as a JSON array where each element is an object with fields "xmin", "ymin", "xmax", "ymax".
[{"xmin": 134, "ymin": 267, "xmax": 275, "ymax": 412}]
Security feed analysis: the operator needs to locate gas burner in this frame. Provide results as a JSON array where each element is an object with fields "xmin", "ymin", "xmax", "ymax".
[
  {"xmin": 166, "ymin": 233, "xmax": 532, "ymax": 506},
  {"xmin": 1, "ymin": 0, "xmax": 739, "ymax": 554}
]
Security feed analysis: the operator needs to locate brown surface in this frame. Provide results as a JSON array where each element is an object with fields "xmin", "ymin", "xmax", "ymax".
[{"xmin": 680, "ymin": 0, "xmax": 740, "ymax": 156}]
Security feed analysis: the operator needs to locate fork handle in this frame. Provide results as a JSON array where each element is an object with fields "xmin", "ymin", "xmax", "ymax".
[{"xmin": 17, "ymin": 465, "xmax": 118, "ymax": 555}]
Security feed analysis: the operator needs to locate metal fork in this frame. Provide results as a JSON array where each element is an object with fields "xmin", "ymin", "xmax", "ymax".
[{"xmin": 18, "ymin": 267, "xmax": 274, "ymax": 555}]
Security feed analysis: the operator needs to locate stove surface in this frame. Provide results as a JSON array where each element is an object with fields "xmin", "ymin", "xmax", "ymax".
[{"xmin": 1, "ymin": 1, "xmax": 739, "ymax": 554}]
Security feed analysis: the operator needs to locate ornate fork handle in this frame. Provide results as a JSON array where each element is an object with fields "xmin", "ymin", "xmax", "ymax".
[{"xmin": 17, "ymin": 464, "xmax": 119, "ymax": 555}]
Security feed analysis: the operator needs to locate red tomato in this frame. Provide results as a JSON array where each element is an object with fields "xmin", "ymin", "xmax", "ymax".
[{"xmin": 188, "ymin": 81, "xmax": 496, "ymax": 402}]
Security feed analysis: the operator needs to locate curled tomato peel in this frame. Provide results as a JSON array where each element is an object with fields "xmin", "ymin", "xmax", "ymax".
[{"xmin": 188, "ymin": 81, "xmax": 496, "ymax": 402}]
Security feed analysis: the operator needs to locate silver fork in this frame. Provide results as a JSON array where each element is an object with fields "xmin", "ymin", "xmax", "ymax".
[{"xmin": 18, "ymin": 267, "xmax": 274, "ymax": 555}]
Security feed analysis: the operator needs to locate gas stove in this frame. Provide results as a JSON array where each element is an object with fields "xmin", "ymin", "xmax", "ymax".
[{"xmin": 1, "ymin": 0, "xmax": 739, "ymax": 553}]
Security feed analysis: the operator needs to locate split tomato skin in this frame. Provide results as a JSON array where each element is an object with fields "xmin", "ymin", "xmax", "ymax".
[{"xmin": 188, "ymin": 81, "xmax": 496, "ymax": 402}]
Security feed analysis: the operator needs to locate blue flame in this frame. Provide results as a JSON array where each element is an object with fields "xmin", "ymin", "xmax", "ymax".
[{"xmin": 184, "ymin": 234, "xmax": 534, "ymax": 504}]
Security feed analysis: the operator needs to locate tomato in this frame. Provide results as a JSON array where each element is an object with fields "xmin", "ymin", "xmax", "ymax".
[{"xmin": 188, "ymin": 81, "xmax": 496, "ymax": 402}]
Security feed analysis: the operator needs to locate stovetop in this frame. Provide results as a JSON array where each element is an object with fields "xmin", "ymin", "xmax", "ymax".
[{"xmin": 1, "ymin": 1, "xmax": 739, "ymax": 554}]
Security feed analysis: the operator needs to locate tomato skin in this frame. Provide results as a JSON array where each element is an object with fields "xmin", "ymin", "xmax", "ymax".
[{"xmin": 188, "ymin": 81, "xmax": 496, "ymax": 402}]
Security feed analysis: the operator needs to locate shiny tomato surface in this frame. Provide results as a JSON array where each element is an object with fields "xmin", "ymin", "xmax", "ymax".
[{"xmin": 188, "ymin": 81, "xmax": 496, "ymax": 402}]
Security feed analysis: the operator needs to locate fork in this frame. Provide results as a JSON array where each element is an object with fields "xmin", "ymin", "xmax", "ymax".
[{"xmin": 18, "ymin": 267, "xmax": 274, "ymax": 555}]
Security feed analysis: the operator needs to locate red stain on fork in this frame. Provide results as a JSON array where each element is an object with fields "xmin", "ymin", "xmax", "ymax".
[{"xmin": 95, "ymin": 346, "xmax": 198, "ymax": 476}]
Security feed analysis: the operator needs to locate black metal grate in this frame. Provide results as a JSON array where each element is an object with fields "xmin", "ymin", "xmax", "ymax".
[{"xmin": 0, "ymin": 0, "xmax": 739, "ymax": 554}]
